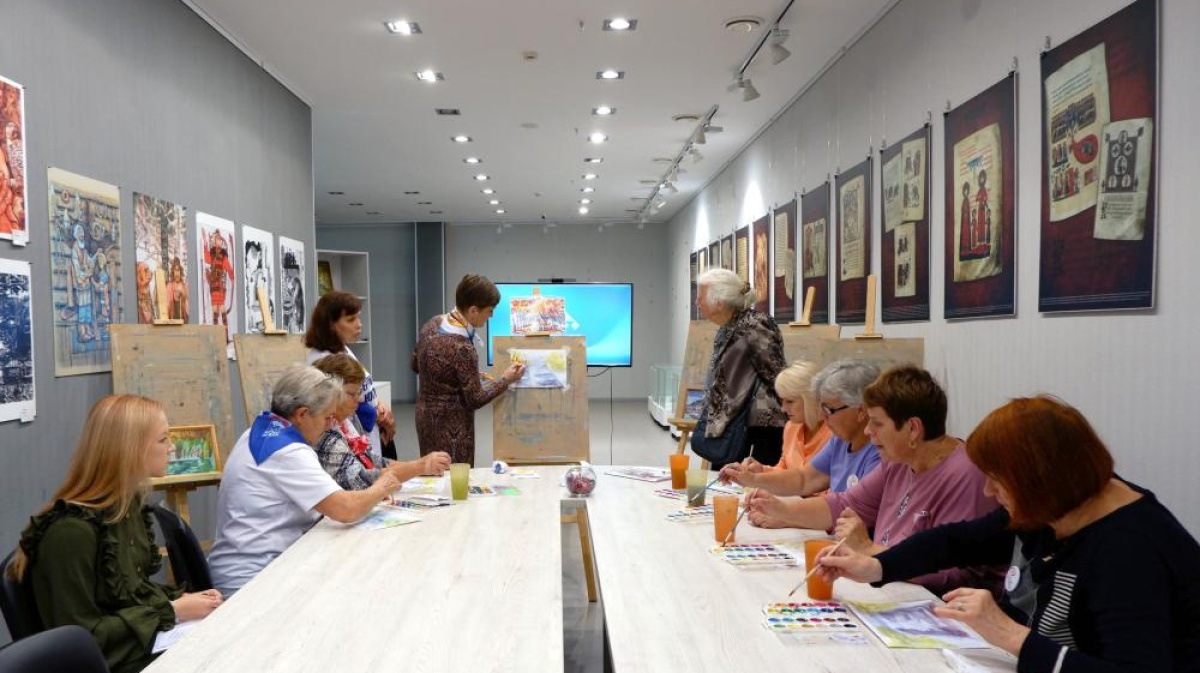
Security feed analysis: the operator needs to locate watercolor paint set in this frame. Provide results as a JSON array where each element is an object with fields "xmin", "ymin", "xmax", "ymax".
[
  {"xmin": 761, "ymin": 602, "xmax": 861, "ymax": 634},
  {"xmin": 710, "ymin": 544, "xmax": 800, "ymax": 567},
  {"xmin": 666, "ymin": 505, "xmax": 714, "ymax": 522}
]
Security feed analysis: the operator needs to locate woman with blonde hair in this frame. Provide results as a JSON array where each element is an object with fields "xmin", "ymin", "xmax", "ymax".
[{"xmin": 10, "ymin": 395, "xmax": 223, "ymax": 673}]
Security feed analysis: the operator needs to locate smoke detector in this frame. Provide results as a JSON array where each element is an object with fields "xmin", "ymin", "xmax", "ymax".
[{"xmin": 724, "ymin": 16, "xmax": 763, "ymax": 33}]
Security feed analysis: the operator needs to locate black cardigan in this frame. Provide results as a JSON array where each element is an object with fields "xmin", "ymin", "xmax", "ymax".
[{"xmin": 874, "ymin": 482, "xmax": 1200, "ymax": 673}]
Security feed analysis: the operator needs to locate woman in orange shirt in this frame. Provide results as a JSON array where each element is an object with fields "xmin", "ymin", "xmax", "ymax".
[{"xmin": 719, "ymin": 361, "xmax": 833, "ymax": 492}]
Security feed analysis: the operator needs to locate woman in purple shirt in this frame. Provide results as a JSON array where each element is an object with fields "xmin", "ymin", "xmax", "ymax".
[{"xmin": 746, "ymin": 366, "xmax": 1004, "ymax": 596}]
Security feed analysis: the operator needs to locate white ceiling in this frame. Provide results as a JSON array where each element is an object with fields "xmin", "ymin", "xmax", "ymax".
[{"xmin": 187, "ymin": 0, "xmax": 893, "ymax": 226}]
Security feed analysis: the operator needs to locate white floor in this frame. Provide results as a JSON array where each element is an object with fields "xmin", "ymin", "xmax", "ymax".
[{"xmin": 393, "ymin": 400, "xmax": 676, "ymax": 673}]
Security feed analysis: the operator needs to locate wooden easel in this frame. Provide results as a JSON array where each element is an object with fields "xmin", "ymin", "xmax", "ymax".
[
  {"xmin": 855, "ymin": 275, "xmax": 884, "ymax": 340},
  {"xmin": 258, "ymin": 285, "xmax": 287, "ymax": 335},
  {"xmin": 151, "ymin": 473, "xmax": 222, "ymax": 525},
  {"xmin": 789, "ymin": 286, "xmax": 817, "ymax": 327}
]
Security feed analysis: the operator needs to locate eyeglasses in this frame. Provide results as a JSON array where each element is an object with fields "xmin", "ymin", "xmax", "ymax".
[{"xmin": 820, "ymin": 402, "xmax": 855, "ymax": 416}]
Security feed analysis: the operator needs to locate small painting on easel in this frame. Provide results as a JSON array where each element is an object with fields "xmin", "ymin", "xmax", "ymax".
[
  {"xmin": 163, "ymin": 424, "xmax": 221, "ymax": 479},
  {"xmin": 682, "ymin": 387, "xmax": 707, "ymax": 422}
]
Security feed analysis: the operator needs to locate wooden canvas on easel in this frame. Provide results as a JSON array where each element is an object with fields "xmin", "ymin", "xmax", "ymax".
[
  {"xmin": 111, "ymin": 324, "xmax": 235, "ymax": 457},
  {"xmin": 492, "ymin": 336, "xmax": 589, "ymax": 465},
  {"xmin": 233, "ymin": 333, "xmax": 306, "ymax": 423}
]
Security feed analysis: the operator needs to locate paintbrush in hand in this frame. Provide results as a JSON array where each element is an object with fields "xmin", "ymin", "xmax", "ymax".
[
  {"xmin": 788, "ymin": 537, "xmax": 846, "ymax": 597},
  {"xmin": 721, "ymin": 488, "xmax": 755, "ymax": 547}
]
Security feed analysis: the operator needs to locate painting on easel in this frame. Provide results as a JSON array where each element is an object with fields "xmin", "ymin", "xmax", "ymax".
[{"xmin": 163, "ymin": 424, "xmax": 221, "ymax": 479}]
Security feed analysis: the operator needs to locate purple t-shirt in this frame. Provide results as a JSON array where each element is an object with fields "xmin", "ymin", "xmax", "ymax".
[
  {"xmin": 808, "ymin": 436, "xmax": 881, "ymax": 492},
  {"xmin": 824, "ymin": 443, "xmax": 1004, "ymax": 596}
]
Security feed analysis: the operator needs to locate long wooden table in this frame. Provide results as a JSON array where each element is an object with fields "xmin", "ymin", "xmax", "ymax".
[{"xmin": 146, "ymin": 467, "xmax": 993, "ymax": 673}]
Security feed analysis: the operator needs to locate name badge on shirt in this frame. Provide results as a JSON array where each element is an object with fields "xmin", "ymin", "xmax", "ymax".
[{"xmin": 1005, "ymin": 565, "xmax": 1021, "ymax": 593}]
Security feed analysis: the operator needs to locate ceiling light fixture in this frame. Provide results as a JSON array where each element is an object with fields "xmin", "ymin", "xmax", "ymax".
[
  {"xmin": 593, "ymin": 106, "xmax": 616, "ymax": 116},
  {"xmin": 581, "ymin": 186, "xmax": 595, "ymax": 193},
  {"xmin": 664, "ymin": 181, "xmax": 679, "ymax": 194},
  {"xmin": 489, "ymin": 199, "xmax": 501, "ymax": 205},
  {"xmin": 596, "ymin": 70, "xmax": 624, "ymax": 80},
  {"xmin": 588, "ymin": 132, "xmax": 608, "ymax": 144},
  {"xmin": 724, "ymin": 16, "xmax": 763, "ymax": 33},
  {"xmin": 694, "ymin": 127, "xmax": 707, "ymax": 145},
  {"xmin": 769, "ymin": 28, "xmax": 791, "ymax": 64},
  {"xmin": 415, "ymin": 70, "xmax": 444, "ymax": 82},
  {"xmin": 584, "ymin": 157, "xmax": 603, "ymax": 164},
  {"xmin": 464, "ymin": 157, "xmax": 481, "ymax": 164},
  {"xmin": 385, "ymin": 21, "xmax": 421, "ymax": 35},
  {"xmin": 583, "ymin": 173, "xmax": 598, "ymax": 180},
  {"xmin": 495, "ymin": 209, "xmax": 506, "ymax": 214},
  {"xmin": 690, "ymin": 147, "xmax": 704, "ymax": 163},
  {"xmin": 327, "ymin": 191, "xmax": 344, "ymax": 195},
  {"xmin": 452, "ymin": 135, "xmax": 472, "ymax": 143},
  {"xmin": 603, "ymin": 18, "xmax": 637, "ymax": 31},
  {"xmin": 579, "ymin": 206, "xmax": 589, "ymax": 215},
  {"xmin": 481, "ymin": 188, "xmax": 495, "ymax": 195},
  {"xmin": 728, "ymin": 76, "xmax": 760, "ymax": 101},
  {"xmin": 580, "ymin": 198, "xmax": 592, "ymax": 205},
  {"xmin": 474, "ymin": 174, "xmax": 490, "ymax": 181}
]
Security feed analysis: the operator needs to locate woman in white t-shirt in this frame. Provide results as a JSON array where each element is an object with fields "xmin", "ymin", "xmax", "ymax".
[
  {"xmin": 208, "ymin": 366, "xmax": 402, "ymax": 596},
  {"xmin": 304, "ymin": 291, "xmax": 393, "ymax": 461}
]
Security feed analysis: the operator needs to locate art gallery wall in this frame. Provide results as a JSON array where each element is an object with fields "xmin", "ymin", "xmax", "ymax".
[
  {"xmin": 444, "ymin": 222, "xmax": 671, "ymax": 400},
  {"xmin": 0, "ymin": 0, "xmax": 315, "ymax": 639},
  {"xmin": 315, "ymin": 223, "xmax": 418, "ymax": 401},
  {"xmin": 667, "ymin": 0, "xmax": 1200, "ymax": 534}
]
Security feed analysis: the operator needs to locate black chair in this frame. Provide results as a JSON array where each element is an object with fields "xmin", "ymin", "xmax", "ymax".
[
  {"xmin": 0, "ymin": 625, "xmax": 108, "ymax": 673},
  {"xmin": 0, "ymin": 551, "xmax": 43, "ymax": 641},
  {"xmin": 149, "ymin": 505, "xmax": 213, "ymax": 591}
]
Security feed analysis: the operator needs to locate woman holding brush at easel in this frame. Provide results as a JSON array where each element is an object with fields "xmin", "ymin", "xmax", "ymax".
[
  {"xmin": 746, "ymin": 366, "xmax": 1005, "ymax": 597},
  {"xmin": 814, "ymin": 396, "xmax": 1200, "ymax": 672},
  {"xmin": 720, "ymin": 360, "xmax": 881, "ymax": 496}
]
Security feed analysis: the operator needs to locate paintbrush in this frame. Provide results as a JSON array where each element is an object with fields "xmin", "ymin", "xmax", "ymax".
[
  {"xmin": 787, "ymin": 537, "xmax": 846, "ymax": 597},
  {"xmin": 688, "ymin": 475, "xmax": 724, "ymax": 504},
  {"xmin": 721, "ymin": 488, "xmax": 754, "ymax": 547}
]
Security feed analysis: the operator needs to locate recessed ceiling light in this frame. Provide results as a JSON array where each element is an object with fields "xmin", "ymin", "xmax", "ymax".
[
  {"xmin": 672, "ymin": 113, "xmax": 702, "ymax": 123},
  {"xmin": 474, "ymin": 174, "xmax": 490, "ymax": 181},
  {"xmin": 464, "ymin": 157, "xmax": 481, "ymax": 164},
  {"xmin": 385, "ymin": 20, "xmax": 421, "ymax": 35},
  {"xmin": 415, "ymin": 70, "xmax": 444, "ymax": 82},
  {"xmin": 452, "ymin": 135, "xmax": 472, "ymax": 143},
  {"xmin": 417, "ymin": 201, "xmax": 432, "ymax": 205},
  {"xmin": 578, "ymin": 206, "xmax": 589, "ymax": 214},
  {"xmin": 580, "ymin": 198, "xmax": 592, "ymax": 205},
  {"xmin": 489, "ymin": 199, "xmax": 501, "ymax": 205},
  {"xmin": 495, "ymin": 209, "xmax": 506, "ymax": 214},
  {"xmin": 724, "ymin": 16, "xmax": 763, "ymax": 33},
  {"xmin": 593, "ymin": 106, "xmax": 616, "ymax": 116},
  {"xmin": 581, "ymin": 187, "xmax": 595, "ymax": 193},
  {"xmin": 348, "ymin": 202, "xmax": 363, "ymax": 206},
  {"xmin": 584, "ymin": 157, "xmax": 603, "ymax": 164},
  {"xmin": 327, "ymin": 191, "xmax": 344, "ymax": 195},
  {"xmin": 583, "ymin": 173, "xmax": 598, "ymax": 180},
  {"xmin": 481, "ymin": 188, "xmax": 495, "ymax": 195},
  {"xmin": 588, "ymin": 132, "xmax": 608, "ymax": 144},
  {"xmin": 596, "ymin": 70, "xmax": 624, "ymax": 80},
  {"xmin": 404, "ymin": 191, "xmax": 420, "ymax": 195},
  {"xmin": 436, "ymin": 108, "xmax": 461, "ymax": 116},
  {"xmin": 603, "ymin": 18, "xmax": 637, "ymax": 31}
]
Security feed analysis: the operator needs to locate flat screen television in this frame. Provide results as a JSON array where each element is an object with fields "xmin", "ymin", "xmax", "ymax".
[{"xmin": 486, "ymin": 282, "xmax": 634, "ymax": 367}]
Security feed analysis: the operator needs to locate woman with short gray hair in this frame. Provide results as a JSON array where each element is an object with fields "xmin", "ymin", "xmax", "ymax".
[
  {"xmin": 209, "ymin": 365, "xmax": 403, "ymax": 595},
  {"xmin": 721, "ymin": 359, "xmax": 882, "ymax": 497},
  {"xmin": 691, "ymin": 268, "xmax": 787, "ymax": 469}
]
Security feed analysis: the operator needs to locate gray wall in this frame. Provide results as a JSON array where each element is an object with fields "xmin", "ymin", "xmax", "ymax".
[
  {"xmin": 444, "ymin": 223, "xmax": 670, "ymax": 399},
  {"xmin": 316, "ymin": 223, "xmax": 418, "ymax": 401},
  {"xmin": 0, "ymin": 0, "xmax": 314, "ymax": 643},
  {"xmin": 667, "ymin": 0, "xmax": 1200, "ymax": 534}
]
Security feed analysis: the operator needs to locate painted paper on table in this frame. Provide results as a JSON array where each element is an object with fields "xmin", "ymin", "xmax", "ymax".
[
  {"xmin": 952, "ymin": 123, "xmax": 1003, "ymax": 282},
  {"xmin": 847, "ymin": 600, "xmax": 989, "ymax": 649},
  {"xmin": 279, "ymin": 236, "xmax": 306, "ymax": 334},
  {"xmin": 607, "ymin": 467, "xmax": 670, "ymax": 483},
  {"xmin": 196, "ymin": 213, "xmax": 237, "ymax": 359},
  {"xmin": 0, "ymin": 75, "xmax": 28, "ymax": 244},
  {"xmin": 509, "ymin": 347, "xmax": 569, "ymax": 389},
  {"xmin": 398, "ymin": 476, "xmax": 446, "ymax": 494},
  {"xmin": 242, "ymin": 225, "xmax": 275, "ymax": 334},
  {"xmin": 0, "ymin": 257, "xmax": 34, "ymax": 423},
  {"xmin": 133, "ymin": 193, "xmax": 188, "ymax": 323},
  {"xmin": 1044, "ymin": 44, "xmax": 1110, "ymax": 222},
  {"xmin": 356, "ymin": 504, "xmax": 421, "ymax": 530},
  {"xmin": 48, "ymin": 168, "xmax": 122, "ymax": 376},
  {"xmin": 510, "ymin": 293, "xmax": 566, "ymax": 334}
]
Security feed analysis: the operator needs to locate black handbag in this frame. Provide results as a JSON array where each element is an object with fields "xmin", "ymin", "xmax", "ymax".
[{"xmin": 690, "ymin": 384, "xmax": 755, "ymax": 465}]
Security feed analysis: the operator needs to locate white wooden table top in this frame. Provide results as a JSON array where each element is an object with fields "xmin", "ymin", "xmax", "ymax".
[{"xmin": 146, "ymin": 466, "xmax": 997, "ymax": 673}]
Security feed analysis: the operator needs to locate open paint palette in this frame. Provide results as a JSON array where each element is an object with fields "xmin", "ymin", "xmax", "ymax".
[
  {"xmin": 762, "ymin": 602, "xmax": 860, "ymax": 634},
  {"xmin": 666, "ymin": 505, "xmax": 714, "ymax": 522},
  {"xmin": 710, "ymin": 544, "xmax": 800, "ymax": 568}
]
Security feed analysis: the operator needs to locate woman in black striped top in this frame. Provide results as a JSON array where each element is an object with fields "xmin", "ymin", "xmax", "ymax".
[{"xmin": 817, "ymin": 396, "xmax": 1200, "ymax": 672}]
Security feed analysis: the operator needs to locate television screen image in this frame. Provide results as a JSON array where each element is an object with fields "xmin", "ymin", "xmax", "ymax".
[{"xmin": 487, "ymin": 283, "xmax": 634, "ymax": 367}]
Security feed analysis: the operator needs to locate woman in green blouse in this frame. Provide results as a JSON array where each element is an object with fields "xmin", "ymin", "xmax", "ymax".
[{"xmin": 7, "ymin": 395, "xmax": 223, "ymax": 672}]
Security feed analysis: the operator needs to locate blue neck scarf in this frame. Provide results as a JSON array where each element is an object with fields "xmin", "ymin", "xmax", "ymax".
[
  {"xmin": 355, "ymin": 400, "xmax": 378, "ymax": 433},
  {"xmin": 248, "ymin": 412, "xmax": 308, "ymax": 465}
]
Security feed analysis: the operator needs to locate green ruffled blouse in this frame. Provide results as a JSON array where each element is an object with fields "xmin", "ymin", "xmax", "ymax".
[{"xmin": 18, "ymin": 496, "xmax": 183, "ymax": 673}]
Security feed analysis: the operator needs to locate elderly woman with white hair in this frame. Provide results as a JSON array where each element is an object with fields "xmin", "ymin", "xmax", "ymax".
[
  {"xmin": 208, "ymin": 365, "xmax": 402, "ymax": 596},
  {"xmin": 691, "ymin": 268, "xmax": 787, "ymax": 469},
  {"xmin": 720, "ymin": 359, "xmax": 881, "ymax": 495}
]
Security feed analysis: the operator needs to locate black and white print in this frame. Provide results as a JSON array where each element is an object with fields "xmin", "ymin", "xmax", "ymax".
[
  {"xmin": 278, "ymin": 236, "xmax": 306, "ymax": 334},
  {"xmin": 242, "ymin": 225, "xmax": 275, "ymax": 334},
  {"xmin": 0, "ymin": 257, "xmax": 34, "ymax": 422}
]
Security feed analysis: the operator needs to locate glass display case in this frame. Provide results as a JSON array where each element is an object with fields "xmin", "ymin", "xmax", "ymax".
[{"xmin": 648, "ymin": 364, "xmax": 682, "ymax": 428}]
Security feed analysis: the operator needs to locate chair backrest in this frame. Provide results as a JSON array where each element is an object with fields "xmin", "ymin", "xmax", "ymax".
[
  {"xmin": 0, "ymin": 551, "xmax": 43, "ymax": 641},
  {"xmin": 149, "ymin": 505, "xmax": 213, "ymax": 591},
  {"xmin": 0, "ymin": 625, "xmax": 108, "ymax": 673}
]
